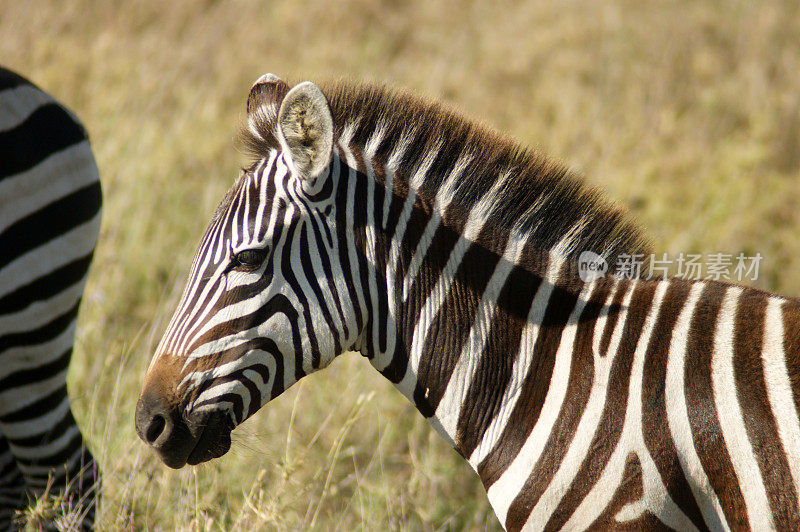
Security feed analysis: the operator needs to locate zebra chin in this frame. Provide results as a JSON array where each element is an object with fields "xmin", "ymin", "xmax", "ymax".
[{"xmin": 135, "ymin": 387, "xmax": 234, "ymax": 469}]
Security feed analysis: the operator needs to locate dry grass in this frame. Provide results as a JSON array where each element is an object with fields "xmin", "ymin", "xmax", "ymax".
[{"xmin": 2, "ymin": 1, "xmax": 799, "ymax": 529}]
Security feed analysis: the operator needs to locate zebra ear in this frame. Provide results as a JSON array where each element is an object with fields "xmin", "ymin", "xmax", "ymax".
[
  {"xmin": 246, "ymin": 73, "xmax": 290, "ymax": 150},
  {"xmin": 247, "ymin": 73, "xmax": 289, "ymax": 115},
  {"xmin": 276, "ymin": 81, "xmax": 334, "ymax": 181}
]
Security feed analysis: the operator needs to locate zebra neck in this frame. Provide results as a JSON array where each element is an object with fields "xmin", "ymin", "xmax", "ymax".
[
  {"xmin": 340, "ymin": 148, "xmax": 588, "ymax": 455},
  {"xmin": 391, "ymin": 250, "xmax": 588, "ymax": 456}
]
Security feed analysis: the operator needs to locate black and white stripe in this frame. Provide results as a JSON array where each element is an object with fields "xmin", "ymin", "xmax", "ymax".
[
  {"xmin": 0, "ymin": 67, "xmax": 101, "ymax": 530},
  {"xmin": 140, "ymin": 76, "xmax": 800, "ymax": 530}
]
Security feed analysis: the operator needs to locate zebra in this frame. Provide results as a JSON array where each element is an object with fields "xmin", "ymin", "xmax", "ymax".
[
  {"xmin": 1, "ymin": 67, "xmax": 101, "ymax": 530},
  {"xmin": 135, "ymin": 74, "xmax": 800, "ymax": 530}
]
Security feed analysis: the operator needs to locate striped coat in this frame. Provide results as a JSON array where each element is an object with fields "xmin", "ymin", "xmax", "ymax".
[
  {"xmin": 1, "ymin": 67, "xmax": 101, "ymax": 530},
  {"xmin": 136, "ymin": 75, "xmax": 800, "ymax": 530}
]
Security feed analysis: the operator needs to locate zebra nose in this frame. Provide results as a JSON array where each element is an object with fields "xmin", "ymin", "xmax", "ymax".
[
  {"xmin": 135, "ymin": 392, "xmax": 195, "ymax": 468},
  {"xmin": 135, "ymin": 395, "xmax": 172, "ymax": 446}
]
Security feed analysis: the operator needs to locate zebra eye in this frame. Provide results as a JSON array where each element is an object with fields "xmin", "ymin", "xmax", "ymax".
[{"xmin": 232, "ymin": 248, "xmax": 268, "ymax": 272}]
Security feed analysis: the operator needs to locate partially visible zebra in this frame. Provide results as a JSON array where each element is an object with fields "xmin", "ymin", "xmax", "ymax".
[
  {"xmin": 1, "ymin": 67, "xmax": 101, "ymax": 530},
  {"xmin": 135, "ymin": 74, "xmax": 800, "ymax": 530}
]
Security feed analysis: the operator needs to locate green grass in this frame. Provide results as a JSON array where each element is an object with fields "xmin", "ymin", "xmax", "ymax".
[{"xmin": 2, "ymin": 1, "xmax": 799, "ymax": 529}]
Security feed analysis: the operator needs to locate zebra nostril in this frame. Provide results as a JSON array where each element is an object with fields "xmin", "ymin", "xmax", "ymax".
[
  {"xmin": 136, "ymin": 394, "xmax": 177, "ymax": 448},
  {"xmin": 135, "ymin": 391, "xmax": 200, "ymax": 467},
  {"xmin": 145, "ymin": 413, "xmax": 167, "ymax": 445}
]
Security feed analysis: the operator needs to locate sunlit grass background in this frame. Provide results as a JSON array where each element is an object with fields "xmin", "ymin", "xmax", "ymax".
[{"xmin": 2, "ymin": 1, "xmax": 799, "ymax": 529}]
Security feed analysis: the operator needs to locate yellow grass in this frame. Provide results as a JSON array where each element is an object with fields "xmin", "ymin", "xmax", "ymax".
[{"xmin": 2, "ymin": 1, "xmax": 799, "ymax": 529}]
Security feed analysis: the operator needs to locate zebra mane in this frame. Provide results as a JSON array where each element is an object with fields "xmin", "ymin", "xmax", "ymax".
[{"xmin": 240, "ymin": 79, "xmax": 652, "ymax": 273}]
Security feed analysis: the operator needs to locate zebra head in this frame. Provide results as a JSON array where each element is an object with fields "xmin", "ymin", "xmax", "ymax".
[{"xmin": 135, "ymin": 75, "xmax": 351, "ymax": 468}]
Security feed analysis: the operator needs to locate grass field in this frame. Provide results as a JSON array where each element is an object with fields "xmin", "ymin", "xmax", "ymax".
[{"xmin": 2, "ymin": 1, "xmax": 799, "ymax": 530}]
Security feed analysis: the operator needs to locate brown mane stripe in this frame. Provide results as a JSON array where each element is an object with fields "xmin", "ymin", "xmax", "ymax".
[
  {"xmin": 734, "ymin": 291, "xmax": 800, "ymax": 521},
  {"xmin": 477, "ymin": 260, "xmax": 577, "ymax": 487},
  {"xmin": 639, "ymin": 280, "xmax": 710, "ymax": 531},
  {"xmin": 685, "ymin": 282, "xmax": 749, "ymax": 525}
]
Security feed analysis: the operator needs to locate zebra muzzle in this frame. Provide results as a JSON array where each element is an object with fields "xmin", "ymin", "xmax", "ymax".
[{"xmin": 135, "ymin": 391, "xmax": 232, "ymax": 469}]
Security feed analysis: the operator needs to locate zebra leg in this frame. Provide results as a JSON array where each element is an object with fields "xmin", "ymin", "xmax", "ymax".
[
  {"xmin": 0, "ymin": 303, "xmax": 102, "ymax": 531},
  {"xmin": 0, "ymin": 430, "xmax": 96, "ymax": 532},
  {"xmin": 0, "ymin": 436, "xmax": 26, "ymax": 529},
  {"xmin": 1, "ymin": 375, "xmax": 100, "ymax": 531}
]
